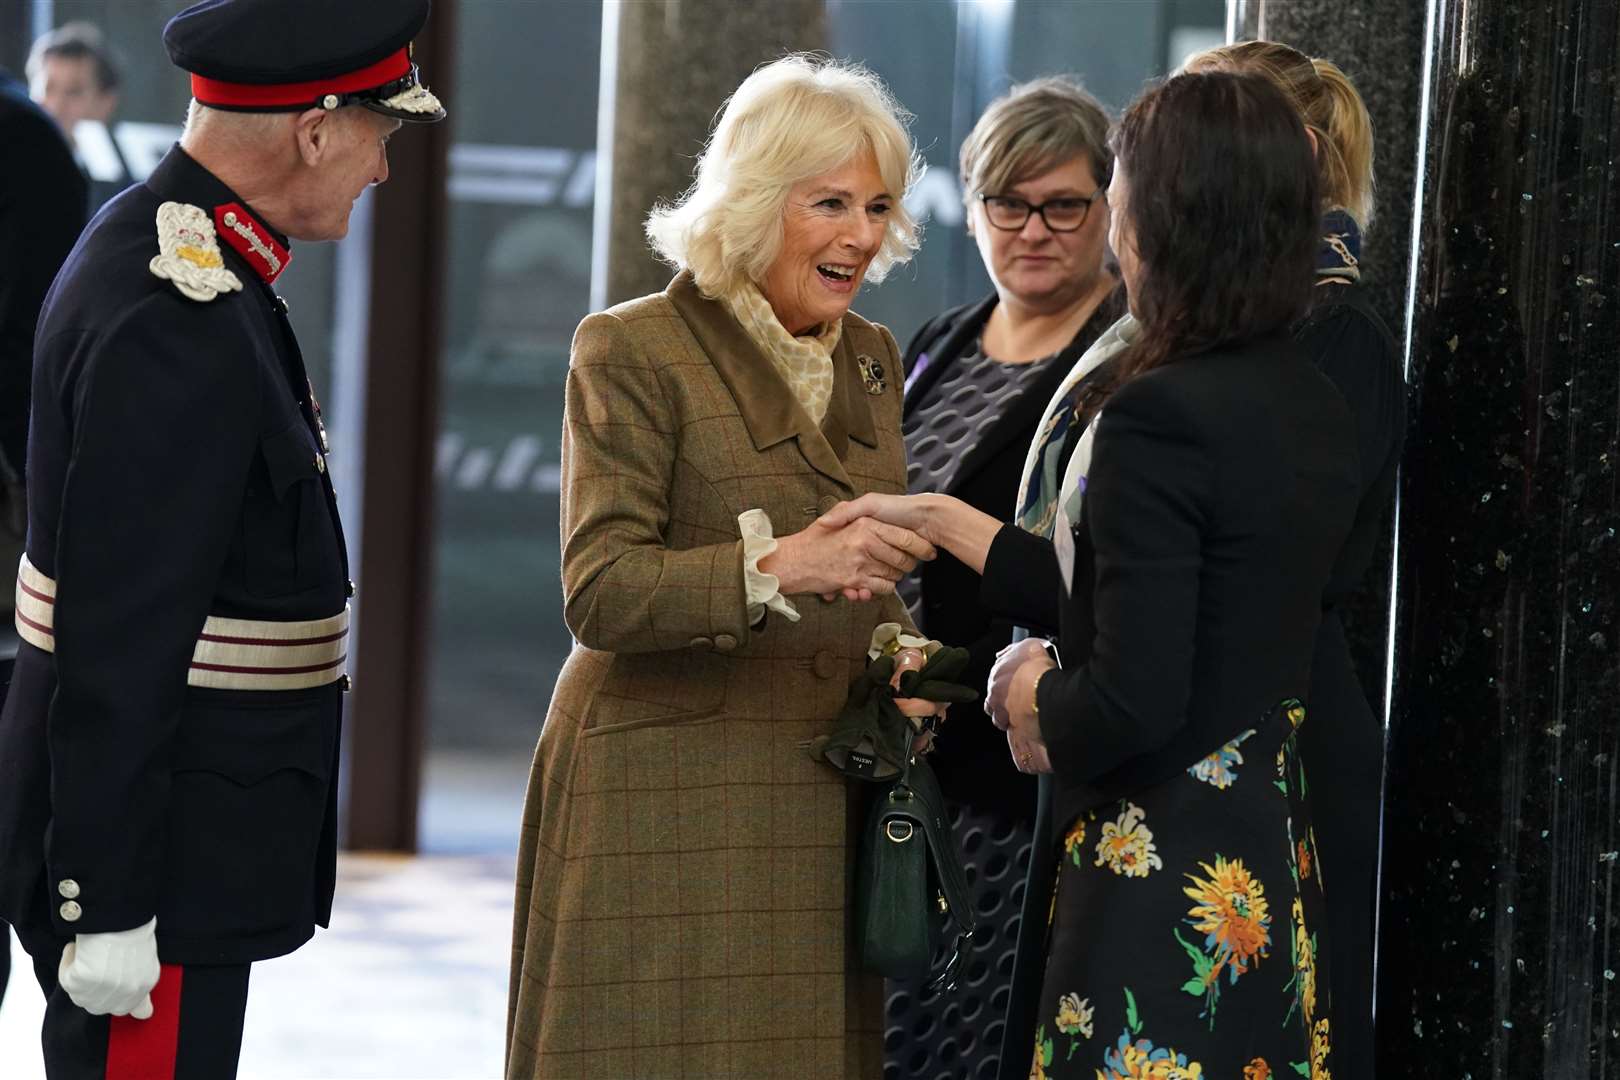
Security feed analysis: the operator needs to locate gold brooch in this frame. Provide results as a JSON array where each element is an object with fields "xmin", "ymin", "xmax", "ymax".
[{"xmin": 857, "ymin": 354, "xmax": 887, "ymax": 396}]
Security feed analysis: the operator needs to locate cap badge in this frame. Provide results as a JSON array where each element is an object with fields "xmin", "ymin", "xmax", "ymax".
[
  {"xmin": 379, "ymin": 81, "xmax": 443, "ymax": 116},
  {"xmin": 149, "ymin": 201, "xmax": 243, "ymax": 303},
  {"xmin": 857, "ymin": 354, "xmax": 887, "ymax": 396}
]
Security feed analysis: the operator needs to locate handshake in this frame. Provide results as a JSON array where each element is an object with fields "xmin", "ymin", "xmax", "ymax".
[{"xmin": 761, "ymin": 493, "xmax": 944, "ymax": 602}]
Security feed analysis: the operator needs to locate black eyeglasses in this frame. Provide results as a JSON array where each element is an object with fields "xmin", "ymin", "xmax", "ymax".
[{"xmin": 977, "ymin": 190, "xmax": 1104, "ymax": 233}]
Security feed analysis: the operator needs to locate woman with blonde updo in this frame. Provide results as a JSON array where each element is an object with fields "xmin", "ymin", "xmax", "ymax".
[{"xmin": 1186, "ymin": 41, "xmax": 1406, "ymax": 1080}]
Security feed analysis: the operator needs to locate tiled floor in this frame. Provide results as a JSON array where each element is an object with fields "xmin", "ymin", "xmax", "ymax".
[
  {"xmin": 0, "ymin": 749, "xmax": 531, "ymax": 1079},
  {"xmin": 1, "ymin": 852, "xmax": 515, "ymax": 1079}
]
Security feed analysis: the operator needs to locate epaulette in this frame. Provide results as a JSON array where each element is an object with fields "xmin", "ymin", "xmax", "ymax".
[{"xmin": 148, "ymin": 201, "xmax": 244, "ymax": 303}]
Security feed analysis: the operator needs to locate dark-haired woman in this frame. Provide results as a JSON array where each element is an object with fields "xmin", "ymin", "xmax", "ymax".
[{"xmin": 822, "ymin": 70, "xmax": 1359, "ymax": 1078}]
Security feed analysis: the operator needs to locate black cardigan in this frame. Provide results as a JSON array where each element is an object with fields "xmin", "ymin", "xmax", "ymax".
[{"xmin": 901, "ymin": 288, "xmax": 1124, "ymax": 821}]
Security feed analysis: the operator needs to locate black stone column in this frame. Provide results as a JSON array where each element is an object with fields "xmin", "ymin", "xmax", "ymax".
[{"xmin": 1381, "ymin": 0, "xmax": 1620, "ymax": 1076}]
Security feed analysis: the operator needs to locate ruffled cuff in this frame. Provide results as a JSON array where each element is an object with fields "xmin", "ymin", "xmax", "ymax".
[
  {"xmin": 739, "ymin": 509, "xmax": 800, "ymax": 626},
  {"xmin": 867, "ymin": 621, "xmax": 940, "ymax": 661}
]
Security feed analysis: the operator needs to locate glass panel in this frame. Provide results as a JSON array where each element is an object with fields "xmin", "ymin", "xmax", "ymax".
[{"xmin": 419, "ymin": 0, "xmax": 602, "ymax": 852}]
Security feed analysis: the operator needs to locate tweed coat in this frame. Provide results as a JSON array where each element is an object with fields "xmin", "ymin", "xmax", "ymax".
[{"xmin": 507, "ymin": 271, "xmax": 915, "ymax": 1079}]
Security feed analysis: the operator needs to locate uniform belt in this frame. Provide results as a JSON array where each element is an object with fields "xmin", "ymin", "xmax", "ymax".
[{"xmin": 14, "ymin": 555, "xmax": 349, "ymax": 691}]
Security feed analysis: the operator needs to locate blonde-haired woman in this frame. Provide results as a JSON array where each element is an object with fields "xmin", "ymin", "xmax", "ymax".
[
  {"xmin": 506, "ymin": 55, "xmax": 936, "ymax": 1079},
  {"xmin": 1186, "ymin": 41, "xmax": 1406, "ymax": 1080},
  {"xmin": 1185, "ymin": 40, "xmax": 1374, "ymax": 225}
]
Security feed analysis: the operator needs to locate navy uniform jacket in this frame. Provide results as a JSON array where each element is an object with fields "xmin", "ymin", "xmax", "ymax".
[{"xmin": 0, "ymin": 145, "xmax": 350, "ymax": 965}]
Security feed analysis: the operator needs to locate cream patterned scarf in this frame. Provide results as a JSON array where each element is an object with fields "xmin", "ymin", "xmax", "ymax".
[
  {"xmin": 725, "ymin": 283, "xmax": 843, "ymax": 425},
  {"xmin": 1013, "ymin": 313, "xmax": 1140, "ymax": 538}
]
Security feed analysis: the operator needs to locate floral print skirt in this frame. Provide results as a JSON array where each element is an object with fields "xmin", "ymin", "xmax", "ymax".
[{"xmin": 1028, "ymin": 702, "xmax": 1334, "ymax": 1080}]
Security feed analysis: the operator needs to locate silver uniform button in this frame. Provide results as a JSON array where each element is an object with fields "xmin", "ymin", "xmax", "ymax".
[
  {"xmin": 59, "ymin": 900, "xmax": 82, "ymax": 922},
  {"xmin": 57, "ymin": 878, "xmax": 80, "ymax": 900}
]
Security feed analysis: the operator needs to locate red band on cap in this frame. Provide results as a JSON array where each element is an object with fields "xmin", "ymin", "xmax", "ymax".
[{"xmin": 190, "ymin": 48, "xmax": 410, "ymax": 109}]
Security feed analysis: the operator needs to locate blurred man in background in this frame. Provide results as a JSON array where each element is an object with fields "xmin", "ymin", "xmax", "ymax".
[
  {"xmin": 27, "ymin": 22, "xmax": 130, "ymax": 208},
  {"xmin": 26, "ymin": 22, "xmax": 121, "ymax": 153}
]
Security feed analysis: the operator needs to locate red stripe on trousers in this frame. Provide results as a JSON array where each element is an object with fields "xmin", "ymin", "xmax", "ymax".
[{"xmin": 105, "ymin": 963, "xmax": 183, "ymax": 1080}]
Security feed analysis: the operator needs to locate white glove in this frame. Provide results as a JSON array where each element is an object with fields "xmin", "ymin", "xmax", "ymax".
[{"xmin": 58, "ymin": 917, "xmax": 161, "ymax": 1019}]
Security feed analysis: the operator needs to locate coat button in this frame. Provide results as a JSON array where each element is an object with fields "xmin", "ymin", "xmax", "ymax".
[
  {"xmin": 714, "ymin": 634, "xmax": 737, "ymax": 652},
  {"xmin": 57, "ymin": 879, "xmax": 80, "ymax": 900},
  {"xmin": 812, "ymin": 650, "xmax": 841, "ymax": 680},
  {"xmin": 59, "ymin": 900, "xmax": 82, "ymax": 923},
  {"xmin": 690, "ymin": 636, "xmax": 713, "ymax": 651},
  {"xmin": 346, "ymin": 579, "xmax": 356, "ymax": 599},
  {"xmin": 340, "ymin": 674, "xmax": 352, "ymax": 693},
  {"xmin": 818, "ymin": 495, "xmax": 840, "ymax": 515}
]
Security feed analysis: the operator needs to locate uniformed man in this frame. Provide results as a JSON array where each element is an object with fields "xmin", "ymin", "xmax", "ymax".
[{"xmin": 0, "ymin": 1, "xmax": 444, "ymax": 1075}]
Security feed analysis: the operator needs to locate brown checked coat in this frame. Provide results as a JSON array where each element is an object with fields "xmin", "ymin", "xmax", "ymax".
[{"xmin": 507, "ymin": 272, "xmax": 915, "ymax": 1079}]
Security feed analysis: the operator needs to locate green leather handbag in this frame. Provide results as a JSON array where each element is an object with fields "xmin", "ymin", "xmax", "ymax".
[
  {"xmin": 853, "ymin": 754, "xmax": 978, "ymax": 990},
  {"xmin": 808, "ymin": 645, "xmax": 980, "ymax": 989}
]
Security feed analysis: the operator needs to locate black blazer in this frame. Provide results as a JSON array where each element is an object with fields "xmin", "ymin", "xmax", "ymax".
[
  {"xmin": 902, "ymin": 289, "xmax": 1123, "ymax": 820},
  {"xmin": 983, "ymin": 333, "xmax": 1360, "ymax": 833}
]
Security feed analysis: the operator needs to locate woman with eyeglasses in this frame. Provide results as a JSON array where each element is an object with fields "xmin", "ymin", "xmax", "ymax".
[{"xmin": 891, "ymin": 77, "xmax": 1123, "ymax": 1075}]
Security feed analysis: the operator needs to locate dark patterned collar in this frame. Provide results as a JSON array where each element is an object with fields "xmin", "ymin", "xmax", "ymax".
[{"xmin": 1318, "ymin": 208, "xmax": 1362, "ymax": 283}]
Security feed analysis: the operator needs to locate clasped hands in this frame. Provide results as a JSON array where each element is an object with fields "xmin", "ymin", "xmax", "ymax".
[{"xmin": 986, "ymin": 638, "xmax": 1056, "ymax": 775}]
